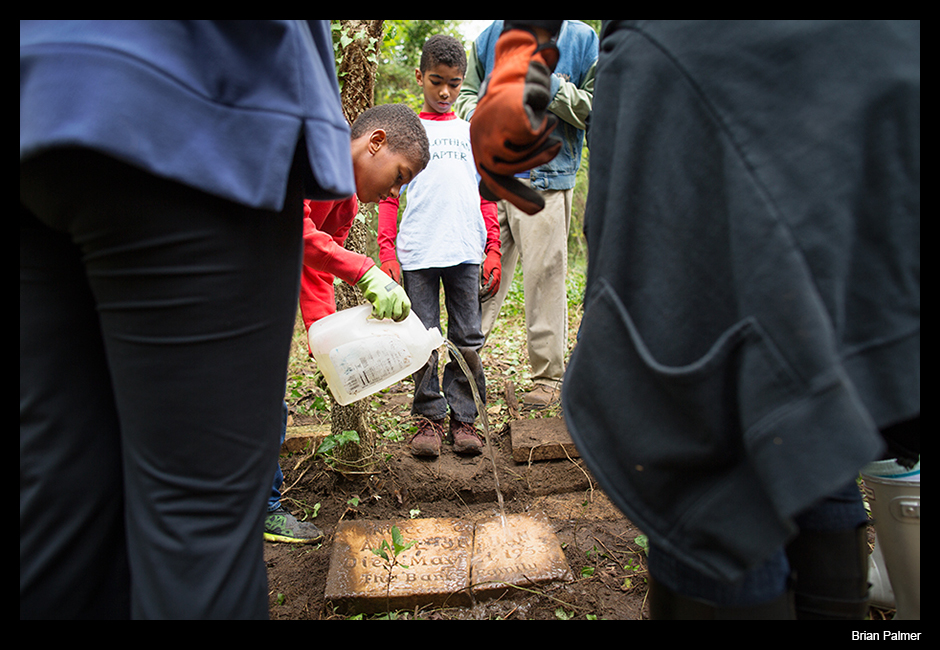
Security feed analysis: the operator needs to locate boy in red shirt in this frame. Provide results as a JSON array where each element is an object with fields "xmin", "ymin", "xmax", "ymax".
[
  {"xmin": 266, "ymin": 104, "xmax": 429, "ymax": 544},
  {"xmin": 298, "ymin": 104, "xmax": 429, "ymax": 330}
]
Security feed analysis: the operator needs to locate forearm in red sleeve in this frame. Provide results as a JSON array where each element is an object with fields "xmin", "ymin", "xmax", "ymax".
[
  {"xmin": 481, "ymin": 197, "xmax": 501, "ymax": 255},
  {"xmin": 377, "ymin": 197, "xmax": 400, "ymax": 263},
  {"xmin": 302, "ymin": 206, "xmax": 374, "ymax": 286},
  {"xmin": 299, "ymin": 265, "xmax": 338, "ymax": 333}
]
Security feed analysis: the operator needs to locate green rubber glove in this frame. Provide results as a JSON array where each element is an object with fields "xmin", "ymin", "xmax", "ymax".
[{"xmin": 356, "ymin": 266, "xmax": 411, "ymax": 322}]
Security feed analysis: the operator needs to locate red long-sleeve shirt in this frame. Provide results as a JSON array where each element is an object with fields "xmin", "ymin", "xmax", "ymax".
[{"xmin": 299, "ymin": 197, "xmax": 375, "ymax": 331}]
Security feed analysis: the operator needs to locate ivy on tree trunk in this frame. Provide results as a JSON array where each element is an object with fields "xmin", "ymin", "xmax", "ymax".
[{"xmin": 330, "ymin": 20, "xmax": 385, "ymax": 473}]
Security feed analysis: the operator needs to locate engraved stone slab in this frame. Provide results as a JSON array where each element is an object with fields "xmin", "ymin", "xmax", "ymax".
[
  {"xmin": 325, "ymin": 515, "xmax": 572, "ymax": 614},
  {"xmin": 470, "ymin": 513, "xmax": 573, "ymax": 598},
  {"xmin": 510, "ymin": 416, "xmax": 580, "ymax": 462},
  {"xmin": 325, "ymin": 518, "xmax": 474, "ymax": 613}
]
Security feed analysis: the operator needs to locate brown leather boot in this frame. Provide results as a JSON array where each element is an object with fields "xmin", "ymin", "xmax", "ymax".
[
  {"xmin": 522, "ymin": 383, "xmax": 559, "ymax": 410},
  {"xmin": 410, "ymin": 418, "xmax": 445, "ymax": 457},
  {"xmin": 451, "ymin": 419, "xmax": 484, "ymax": 455}
]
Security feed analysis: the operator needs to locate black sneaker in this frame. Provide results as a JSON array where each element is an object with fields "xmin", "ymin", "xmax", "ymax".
[{"xmin": 264, "ymin": 506, "xmax": 324, "ymax": 544}]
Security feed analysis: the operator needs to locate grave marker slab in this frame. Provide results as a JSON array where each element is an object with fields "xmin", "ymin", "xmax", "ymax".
[
  {"xmin": 325, "ymin": 518, "xmax": 473, "ymax": 613},
  {"xmin": 470, "ymin": 513, "xmax": 573, "ymax": 598},
  {"xmin": 325, "ymin": 515, "xmax": 572, "ymax": 614}
]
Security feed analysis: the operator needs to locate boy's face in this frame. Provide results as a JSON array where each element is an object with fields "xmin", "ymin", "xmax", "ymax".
[
  {"xmin": 416, "ymin": 63, "xmax": 464, "ymax": 114},
  {"xmin": 352, "ymin": 129, "xmax": 420, "ymax": 204}
]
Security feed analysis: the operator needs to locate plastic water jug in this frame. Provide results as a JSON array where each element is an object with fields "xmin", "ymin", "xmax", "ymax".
[{"xmin": 307, "ymin": 304, "xmax": 445, "ymax": 405}]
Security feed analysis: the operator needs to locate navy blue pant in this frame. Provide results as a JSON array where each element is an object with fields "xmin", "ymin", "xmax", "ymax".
[
  {"xmin": 20, "ymin": 149, "xmax": 303, "ymax": 619},
  {"xmin": 269, "ymin": 401, "xmax": 289, "ymax": 512},
  {"xmin": 648, "ymin": 479, "xmax": 868, "ymax": 606}
]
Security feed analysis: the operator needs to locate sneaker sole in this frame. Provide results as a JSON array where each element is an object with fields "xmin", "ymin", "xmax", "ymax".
[{"xmin": 264, "ymin": 531, "xmax": 323, "ymax": 544}]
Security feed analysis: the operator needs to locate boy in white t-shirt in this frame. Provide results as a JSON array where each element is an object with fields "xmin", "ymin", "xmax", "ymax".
[{"xmin": 378, "ymin": 34, "xmax": 500, "ymax": 458}]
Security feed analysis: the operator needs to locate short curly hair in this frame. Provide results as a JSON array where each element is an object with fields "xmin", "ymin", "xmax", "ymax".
[
  {"xmin": 419, "ymin": 34, "xmax": 467, "ymax": 75},
  {"xmin": 350, "ymin": 104, "xmax": 430, "ymax": 172}
]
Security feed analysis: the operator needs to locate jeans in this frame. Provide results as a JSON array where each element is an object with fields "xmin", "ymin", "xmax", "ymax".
[
  {"xmin": 269, "ymin": 401, "xmax": 289, "ymax": 512},
  {"xmin": 20, "ymin": 148, "xmax": 303, "ymax": 619},
  {"xmin": 403, "ymin": 264, "xmax": 485, "ymax": 423},
  {"xmin": 648, "ymin": 480, "xmax": 868, "ymax": 606}
]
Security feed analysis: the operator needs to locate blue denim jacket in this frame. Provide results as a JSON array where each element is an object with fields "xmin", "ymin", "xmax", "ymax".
[{"xmin": 457, "ymin": 20, "xmax": 598, "ymax": 191}]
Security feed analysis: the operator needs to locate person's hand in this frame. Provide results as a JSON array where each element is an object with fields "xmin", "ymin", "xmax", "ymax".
[
  {"xmin": 470, "ymin": 28, "xmax": 562, "ymax": 215},
  {"xmin": 356, "ymin": 266, "xmax": 411, "ymax": 322},
  {"xmin": 380, "ymin": 259, "xmax": 402, "ymax": 284},
  {"xmin": 480, "ymin": 249, "xmax": 502, "ymax": 301}
]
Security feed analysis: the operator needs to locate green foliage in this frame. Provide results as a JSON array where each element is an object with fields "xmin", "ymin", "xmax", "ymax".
[
  {"xmin": 369, "ymin": 525, "xmax": 417, "ymax": 615},
  {"xmin": 376, "ymin": 20, "xmax": 467, "ymax": 110},
  {"xmin": 330, "ymin": 22, "xmax": 379, "ymax": 92},
  {"xmin": 314, "ymin": 429, "xmax": 360, "ymax": 469},
  {"xmin": 569, "ymin": 144, "xmax": 590, "ymax": 261},
  {"xmin": 555, "ymin": 607, "xmax": 575, "ymax": 620},
  {"xmin": 371, "ymin": 525, "xmax": 417, "ymax": 566}
]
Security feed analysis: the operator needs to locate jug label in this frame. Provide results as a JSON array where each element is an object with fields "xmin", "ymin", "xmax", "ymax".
[{"xmin": 331, "ymin": 337, "xmax": 413, "ymax": 395}]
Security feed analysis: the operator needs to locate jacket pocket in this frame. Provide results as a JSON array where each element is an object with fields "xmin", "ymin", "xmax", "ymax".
[
  {"xmin": 564, "ymin": 277, "xmax": 880, "ymax": 580},
  {"xmin": 564, "ymin": 279, "xmax": 803, "ymax": 535},
  {"xmin": 588, "ymin": 279, "xmax": 800, "ymax": 455}
]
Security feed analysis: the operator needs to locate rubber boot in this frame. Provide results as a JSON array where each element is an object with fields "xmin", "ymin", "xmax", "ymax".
[
  {"xmin": 648, "ymin": 577, "xmax": 795, "ymax": 620},
  {"xmin": 785, "ymin": 524, "xmax": 871, "ymax": 619},
  {"xmin": 861, "ymin": 459, "xmax": 920, "ymax": 620}
]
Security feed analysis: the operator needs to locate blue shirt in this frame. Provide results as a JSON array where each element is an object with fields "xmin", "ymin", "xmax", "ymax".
[{"xmin": 20, "ymin": 20, "xmax": 354, "ymax": 210}]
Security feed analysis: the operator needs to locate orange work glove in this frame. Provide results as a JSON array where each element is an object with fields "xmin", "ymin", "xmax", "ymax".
[
  {"xmin": 470, "ymin": 28, "xmax": 562, "ymax": 215},
  {"xmin": 480, "ymin": 249, "xmax": 502, "ymax": 302},
  {"xmin": 380, "ymin": 259, "xmax": 402, "ymax": 284}
]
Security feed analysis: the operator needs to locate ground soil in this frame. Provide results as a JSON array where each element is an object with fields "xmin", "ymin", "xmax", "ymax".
[
  {"xmin": 265, "ymin": 307, "xmax": 894, "ymax": 621},
  {"xmin": 265, "ymin": 407, "xmax": 651, "ymax": 620}
]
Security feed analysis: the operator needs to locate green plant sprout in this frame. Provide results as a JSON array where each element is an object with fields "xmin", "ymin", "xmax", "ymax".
[
  {"xmin": 372, "ymin": 525, "xmax": 415, "ymax": 566},
  {"xmin": 371, "ymin": 525, "xmax": 417, "ymax": 614},
  {"xmin": 316, "ymin": 429, "xmax": 359, "ymax": 457}
]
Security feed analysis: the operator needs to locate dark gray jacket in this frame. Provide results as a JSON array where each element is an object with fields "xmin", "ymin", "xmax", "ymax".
[{"xmin": 563, "ymin": 20, "xmax": 919, "ymax": 582}]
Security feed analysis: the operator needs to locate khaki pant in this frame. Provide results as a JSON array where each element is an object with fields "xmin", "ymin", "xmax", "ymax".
[{"xmin": 482, "ymin": 184, "xmax": 572, "ymax": 388}]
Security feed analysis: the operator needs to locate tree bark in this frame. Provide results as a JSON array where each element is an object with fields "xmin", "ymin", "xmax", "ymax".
[{"xmin": 331, "ymin": 20, "xmax": 385, "ymax": 472}]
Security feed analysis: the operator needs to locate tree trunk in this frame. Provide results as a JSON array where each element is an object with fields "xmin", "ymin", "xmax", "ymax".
[{"xmin": 331, "ymin": 20, "xmax": 385, "ymax": 473}]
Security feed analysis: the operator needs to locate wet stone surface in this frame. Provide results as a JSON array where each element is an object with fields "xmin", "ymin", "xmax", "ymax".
[
  {"xmin": 325, "ymin": 518, "xmax": 474, "ymax": 613},
  {"xmin": 325, "ymin": 515, "xmax": 572, "ymax": 614},
  {"xmin": 470, "ymin": 513, "xmax": 574, "ymax": 599}
]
